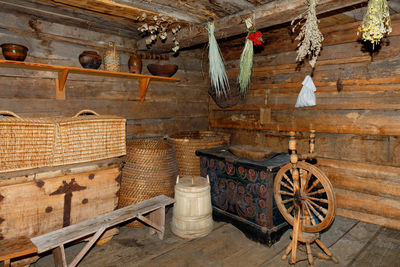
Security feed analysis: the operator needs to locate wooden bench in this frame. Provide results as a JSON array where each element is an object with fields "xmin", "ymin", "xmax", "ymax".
[
  {"xmin": 30, "ymin": 195, "xmax": 175, "ymax": 267},
  {"xmin": 0, "ymin": 237, "xmax": 37, "ymax": 267}
]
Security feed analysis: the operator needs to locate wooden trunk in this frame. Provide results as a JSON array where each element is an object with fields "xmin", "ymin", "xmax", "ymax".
[
  {"xmin": 0, "ymin": 158, "xmax": 121, "ymax": 241},
  {"xmin": 196, "ymin": 147, "xmax": 289, "ymax": 246}
]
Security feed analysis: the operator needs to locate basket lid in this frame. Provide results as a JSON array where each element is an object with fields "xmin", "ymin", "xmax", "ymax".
[{"xmin": 175, "ymin": 176, "xmax": 209, "ymax": 192}]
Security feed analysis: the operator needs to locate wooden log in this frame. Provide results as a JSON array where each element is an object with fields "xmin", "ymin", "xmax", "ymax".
[
  {"xmin": 139, "ymin": 0, "xmax": 366, "ymax": 52},
  {"xmin": 335, "ymin": 188, "xmax": 400, "ymax": 220},
  {"xmin": 210, "ymin": 110, "xmax": 400, "ymax": 136},
  {"xmin": 337, "ymin": 208, "xmax": 400, "ymax": 230}
]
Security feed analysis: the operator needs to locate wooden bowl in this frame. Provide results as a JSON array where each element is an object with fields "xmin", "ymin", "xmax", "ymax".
[
  {"xmin": 1, "ymin": 43, "xmax": 28, "ymax": 61},
  {"xmin": 147, "ymin": 64, "xmax": 178, "ymax": 77}
]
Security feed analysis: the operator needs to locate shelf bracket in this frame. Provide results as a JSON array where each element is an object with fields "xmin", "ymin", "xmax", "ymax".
[
  {"xmin": 139, "ymin": 78, "xmax": 151, "ymax": 102},
  {"xmin": 56, "ymin": 69, "xmax": 69, "ymax": 100}
]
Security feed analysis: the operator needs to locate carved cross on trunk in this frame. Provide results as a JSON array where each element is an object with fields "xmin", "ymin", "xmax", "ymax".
[{"xmin": 50, "ymin": 178, "xmax": 86, "ymax": 227}]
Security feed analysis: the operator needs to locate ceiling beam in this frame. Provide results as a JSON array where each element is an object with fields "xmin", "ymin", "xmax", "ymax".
[{"xmin": 138, "ymin": 0, "xmax": 366, "ymax": 53}]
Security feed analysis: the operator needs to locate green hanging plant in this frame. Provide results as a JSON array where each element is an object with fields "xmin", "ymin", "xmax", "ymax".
[
  {"xmin": 207, "ymin": 22, "xmax": 229, "ymax": 98},
  {"xmin": 238, "ymin": 18, "xmax": 259, "ymax": 98}
]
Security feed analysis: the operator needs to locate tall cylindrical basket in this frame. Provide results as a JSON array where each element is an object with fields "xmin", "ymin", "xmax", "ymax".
[
  {"xmin": 119, "ymin": 138, "xmax": 179, "ymax": 227},
  {"xmin": 168, "ymin": 131, "xmax": 230, "ymax": 176}
]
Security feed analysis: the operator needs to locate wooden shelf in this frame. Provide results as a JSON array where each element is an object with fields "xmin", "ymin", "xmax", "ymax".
[{"xmin": 0, "ymin": 60, "xmax": 180, "ymax": 101}]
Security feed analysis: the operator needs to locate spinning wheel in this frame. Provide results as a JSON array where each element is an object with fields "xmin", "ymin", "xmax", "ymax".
[{"xmin": 274, "ymin": 131, "xmax": 338, "ymax": 266}]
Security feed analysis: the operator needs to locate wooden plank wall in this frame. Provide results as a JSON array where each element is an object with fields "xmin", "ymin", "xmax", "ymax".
[
  {"xmin": 209, "ymin": 14, "xmax": 400, "ymax": 229},
  {"xmin": 0, "ymin": 10, "xmax": 209, "ymax": 138}
]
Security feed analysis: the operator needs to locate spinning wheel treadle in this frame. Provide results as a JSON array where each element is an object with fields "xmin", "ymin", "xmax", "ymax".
[{"xmin": 274, "ymin": 131, "xmax": 338, "ymax": 266}]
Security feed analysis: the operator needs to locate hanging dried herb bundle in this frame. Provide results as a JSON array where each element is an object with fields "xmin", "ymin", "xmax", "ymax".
[
  {"xmin": 358, "ymin": 0, "xmax": 392, "ymax": 47},
  {"xmin": 207, "ymin": 22, "xmax": 230, "ymax": 98},
  {"xmin": 292, "ymin": 0, "xmax": 324, "ymax": 68},
  {"xmin": 238, "ymin": 18, "xmax": 255, "ymax": 98}
]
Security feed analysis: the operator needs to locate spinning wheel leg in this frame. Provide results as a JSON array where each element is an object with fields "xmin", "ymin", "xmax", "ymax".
[
  {"xmin": 281, "ymin": 240, "xmax": 292, "ymax": 260},
  {"xmin": 306, "ymin": 243, "xmax": 314, "ymax": 266},
  {"xmin": 315, "ymin": 239, "xmax": 339, "ymax": 264}
]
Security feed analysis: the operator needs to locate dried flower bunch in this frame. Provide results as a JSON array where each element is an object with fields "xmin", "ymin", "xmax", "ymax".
[
  {"xmin": 358, "ymin": 0, "xmax": 392, "ymax": 46},
  {"xmin": 137, "ymin": 13, "xmax": 181, "ymax": 52},
  {"xmin": 238, "ymin": 18, "xmax": 257, "ymax": 98},
  {"xmin": 292, "ymin": 0, "xmax": 324, "ymax": 68}
]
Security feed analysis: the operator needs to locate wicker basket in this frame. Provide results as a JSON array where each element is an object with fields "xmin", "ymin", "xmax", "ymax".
[
  {"xmin": 0, "ymin": 111, "xmax": 56, "ymax": 173},
  {"xmin": 54, "ymin": 110, "xmax": 126, "ymax": 166},
  {"xmin": 168, "ymin": 131, "xmax": 230, "ymax": 176},
  {"xmin": 119, "ymin": 138, "xmax": 179, "ymax": 227},
  {"xmin": 0, "ymin": 110, "xmax": 126, "ymax": 173}
]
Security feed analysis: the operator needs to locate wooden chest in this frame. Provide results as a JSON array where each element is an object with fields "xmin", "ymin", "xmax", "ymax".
[
  {"xmin": 196, "ymin": 147, "xmax": 289, "ymax": 246},
  {"xmin": 0, "ymin": 158, "xmax": 121, "ymax": 241}
]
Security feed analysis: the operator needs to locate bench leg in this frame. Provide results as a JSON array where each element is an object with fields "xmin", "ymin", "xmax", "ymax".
[
  {"xmin": 69, "ymin": 227, "xmax": 106, "ymax": 267},
  {"xmin": 53, "ymin": 245, "xmax": 67, "ymax": 267},
  {"xmin": 3, "ymin": 259, "xmax": 10, "ymax": 267},
  {"xmin": 138, "ymin": 206, "xmax": 166, "ymax": 240}
]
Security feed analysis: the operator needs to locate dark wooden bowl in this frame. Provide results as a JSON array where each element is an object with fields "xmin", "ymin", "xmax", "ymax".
[
  {"xmin": 79, "ymin": 51, "xmax": 102, "ymax": 69},
  {"xmin": 147, "ymin": 64, "xmax": 178, "ymax": 77},
  {"xmin": 1, "ymin": 43, "xmax": 28, "ymax": 61}
]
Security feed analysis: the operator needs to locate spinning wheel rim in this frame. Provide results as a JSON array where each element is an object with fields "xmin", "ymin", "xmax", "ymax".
[{"xmin": 274, "ymin": 161, "xmax": 336, "ymax": 233}]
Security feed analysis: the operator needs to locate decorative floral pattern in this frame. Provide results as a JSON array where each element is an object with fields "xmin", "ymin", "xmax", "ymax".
[{"xmin": 201, "ymin": 157, "xmax": 285, "ymax": 228}]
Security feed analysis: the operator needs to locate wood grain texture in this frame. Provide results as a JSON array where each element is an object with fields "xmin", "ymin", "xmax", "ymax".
[
  {"xmin": 139, "ymin": 0, "xmax": 366, "ymax": 52},
  {"xmin": 31, "ymin": 195, "xmax": 174, "ymax": 253},
  {"xmin": 0, "ymin": 167, "xmax": 120, "ymax": 240},
  {"xmin": 210, "ymin": 14, "xmax": 400, "ymax": 228},
  {"xmin": 0, "ymin": 9, "xmax": 209, "ymax": 137}
]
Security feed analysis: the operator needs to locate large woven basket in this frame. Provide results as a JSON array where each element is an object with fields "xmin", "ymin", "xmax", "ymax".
[
  {"xmin": 0, "ymin": 110, "xmax": 126, "ymax": 173},
  {"xmin": 168, "ymin": 131, "xmax": 230, "ymax": 176},
  {"xmin": 0, "ymin": 111, "xmax": 56, "ymax": 172},
  {"xmin": 119, "ymin": 138, "xmax": 179, "ymax": 227},
  {"xmin": 54, "ymin": 110, "xmax": 126, "ymax": 166}
]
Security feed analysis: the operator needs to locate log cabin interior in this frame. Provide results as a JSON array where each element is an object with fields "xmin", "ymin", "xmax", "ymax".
[{"xmin": 0, "ymin": 0, "xmax": 400, "ymax": 266}]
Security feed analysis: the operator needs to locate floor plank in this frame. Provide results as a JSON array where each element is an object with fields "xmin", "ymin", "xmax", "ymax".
[
  {"xmin": 31, "ymin": 212, "xmax": 395, "ymax": 267},
  {"xmin": 349, "ymin": 227, "xmax": 400, "ymax": 267}
]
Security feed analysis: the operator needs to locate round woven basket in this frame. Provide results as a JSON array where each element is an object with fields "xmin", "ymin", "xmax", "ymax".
[
  {"xmin": 168, "ymin": 131, "xmax": 230, "ymax": 176},
  {"xmin": 119, "ymin": 138, "xmax": 179, "ymax": 227}
]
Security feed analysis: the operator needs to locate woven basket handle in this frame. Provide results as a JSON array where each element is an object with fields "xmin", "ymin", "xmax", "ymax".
[
  {"xmin": 74, "ymin": 109, "xmax": 100, "ymax": 117},
  {"xmin": 0, "ymin": 110, "xmax": 21, "ymax": 118}
]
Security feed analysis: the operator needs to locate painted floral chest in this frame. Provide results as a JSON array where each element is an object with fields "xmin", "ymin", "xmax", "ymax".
[{"xmin": 196, "ymin": 146, "xmax": 289, "ymax": 246}]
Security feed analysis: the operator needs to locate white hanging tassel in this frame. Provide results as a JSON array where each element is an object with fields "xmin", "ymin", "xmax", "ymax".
[
  {"xmin": 207, "ymin": 22, "xmax": 230, "ymax": 98},
  {"xmin": 295, "ymin": 75, "xmax": 316, "ymax": 107}
]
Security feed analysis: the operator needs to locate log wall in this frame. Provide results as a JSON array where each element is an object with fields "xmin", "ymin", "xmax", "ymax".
[
  {"xmin": 0, "ymin": 11, "xmax": 209, "ymax": 138},
  {"xmin": 209, "ymin": 14, "xmax": 400, "ymax": 229}
]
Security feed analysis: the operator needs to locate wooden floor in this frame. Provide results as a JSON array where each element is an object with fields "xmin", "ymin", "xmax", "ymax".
[{"xmin": 32, "ymin": 211, "xmax": 400, "ymax": 267}]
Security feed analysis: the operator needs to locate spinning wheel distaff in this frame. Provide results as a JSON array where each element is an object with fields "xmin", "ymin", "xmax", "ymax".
[{"xmin": 274, "ymin": 131, "xmax": 338, "ymax": 266}]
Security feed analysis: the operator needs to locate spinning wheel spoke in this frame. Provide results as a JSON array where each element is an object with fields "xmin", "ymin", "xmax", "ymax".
[
  {"xmin": 307, "ymin": 199, "xmax": 328, "ymax": 215},
  {"xmin": 307, "ymin": 188, "xmax": 326, "ymax": 196},
  {"xmin": 281, "ymin": 198, "xmax": 294, "ymax": 204},
  {"xmin": 307, "ymin": 196, "xmax": 329, "ymax": 204},
  {"xmin": 287, "ymin": 205, "xmax": 294, "ymax": 214},
  {"xmin": 305, "ymin": 178, "xmax": 320, "ymax": 193},
  {"xmin": 280, "ymin": 180, "xmax": 294, "ymax": 192},
  {"xmin": 279, "ymin": 190, "xmax": 294, "ymax": 196},
  {"xmin": 283, "ymin": 173, "xmax": 294, "ymax": 188},
  {"xmin": 305, "ymin": 200, "xmax": 325, "ymax": 222},
  {"xmin": 304, "ymin": 203, "xmax": 317, "ymax": 226}
]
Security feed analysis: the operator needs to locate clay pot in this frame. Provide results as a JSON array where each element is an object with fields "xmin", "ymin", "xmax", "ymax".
[
  {"xmin": 1, "ymin": 43, "xmax": 28, "ymax": 61},
  {"xmin": 128, "ymin": 54, "xmax": 142, "ymax": 74},
  {"xmin": 79, "ymin": 51, "xmax": 102, "ymax": 69},
  {"xmin": 103, "ymin": 41, "xmax": 120, "ymax": 72},
  {"xmin": 147, "ymin": 64, "xmax": 178, "ymax": 77}
]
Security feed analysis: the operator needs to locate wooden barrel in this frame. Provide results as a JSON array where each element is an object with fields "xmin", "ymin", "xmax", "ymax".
[{"xmin": 171, "ymin": 176, "xmax": 213, "ymax": 239}]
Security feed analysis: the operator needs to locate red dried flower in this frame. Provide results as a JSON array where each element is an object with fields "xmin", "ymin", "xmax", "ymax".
[{"xmin": 247, "ymin": 30, "xmax": 263, "ymax": 46}]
